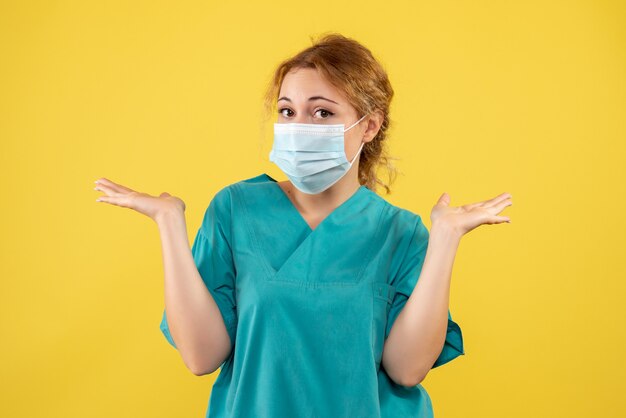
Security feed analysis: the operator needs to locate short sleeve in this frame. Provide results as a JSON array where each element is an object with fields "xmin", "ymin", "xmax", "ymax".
[
  {"xmin": 386, "ymin": 215, "xmax": 465, "ymax": 369},
  {"xmin": 159, "ymin": 186, "xmax": 238, "ymax": 354}
]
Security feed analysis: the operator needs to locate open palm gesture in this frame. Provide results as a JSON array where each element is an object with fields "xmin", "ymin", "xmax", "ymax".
[
  {"xmin": 430, "ymin": 192, "xmax": 512, "ymax": 237},
  {"xmin": 94, "ymin": 177, "xmax": 186, "ymax": 223}
]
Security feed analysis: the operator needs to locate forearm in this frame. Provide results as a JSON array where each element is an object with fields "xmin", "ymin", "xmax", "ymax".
[
  {"xmin": 382, "ymin": 220, "xmax": 462, "ymax": 386},
  {"xmin": 157, "ymin": 210, "xmax": 230, "ymax": 375}
]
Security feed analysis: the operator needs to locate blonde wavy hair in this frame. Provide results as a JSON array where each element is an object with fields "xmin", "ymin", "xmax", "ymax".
[{"xmin": 260, "ymin": 32, "xmax": 400, "ymax": 195}]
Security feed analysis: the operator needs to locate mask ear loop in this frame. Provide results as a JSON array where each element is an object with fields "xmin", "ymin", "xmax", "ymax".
[
  {"xmin": 349, "ymin": 141, "xmax": 366, "ymax": 165},
  {"xmin": 343, "ymin": 114, "xmax": 368, "ymax": 132},
  {"xmin": 345, "ymin": 114, "xmax": 368, "ymax": 165}
]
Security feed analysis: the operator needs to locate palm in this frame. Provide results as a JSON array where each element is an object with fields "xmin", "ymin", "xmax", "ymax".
[
  {"xmin": 94, "ymin": 177, "xmax": 186, "ymax": 221},
  {"xmin": 430, "ymin": 192, "xmax": 512, "ymax": 236}
]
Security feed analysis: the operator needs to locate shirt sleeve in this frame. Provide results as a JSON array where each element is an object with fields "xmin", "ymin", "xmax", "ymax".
[
  {"xmin": 159, "ymin": 186, "xmax": 238, "ymax": 353},
  {"xmin": 385, "ymin": 215, "xmax": 465, "ymax": 369}
]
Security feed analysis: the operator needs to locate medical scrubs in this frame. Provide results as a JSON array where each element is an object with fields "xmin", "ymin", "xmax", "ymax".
[{"xmin": 160, "ymin": 173, "xmax": 464, "ymax": 418}]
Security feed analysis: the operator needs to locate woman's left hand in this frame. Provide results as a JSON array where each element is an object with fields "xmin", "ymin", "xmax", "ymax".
[{"xmin": 430, "ymin": 192, "xmax": 513, "ymax": 238}]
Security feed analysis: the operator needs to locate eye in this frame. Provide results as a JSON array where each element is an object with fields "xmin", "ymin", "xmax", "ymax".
[
  {"xmin": 278, "ymin": 108, "xmax": 294, "ymax": 117},
  {"xmin": 315, "ymin": 109, "xmax": 334, "ymax": 118}
]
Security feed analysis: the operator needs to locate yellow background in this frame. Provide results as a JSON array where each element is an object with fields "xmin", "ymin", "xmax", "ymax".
[{"xmin": 1, "ymin": 1, "xmax": 624, "ymax": 417}]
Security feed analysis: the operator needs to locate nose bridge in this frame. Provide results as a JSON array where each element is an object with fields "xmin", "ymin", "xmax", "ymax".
[
  {"xmin": 293, "ymin": 104, "xmax": 314, "ymax": 124},
  {"xmin": 293, "ymin": 113, "xmax": 310, "ymax": 123},
  {"xmin": 287, "ymin": 99, "xmax": 325, "ymax": 124}
]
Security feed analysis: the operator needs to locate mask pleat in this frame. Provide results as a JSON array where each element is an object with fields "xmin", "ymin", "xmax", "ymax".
[
  {"xmin": 272, "ymin": 150, "xmax": 345, "ymax": 161},
  {"xmin": 270, "ymin": 153, "xmax": 348, "ymax": 177},
  {"xmin": 272, "ymin": 134, "xmax": 344, "ymax": 152}
]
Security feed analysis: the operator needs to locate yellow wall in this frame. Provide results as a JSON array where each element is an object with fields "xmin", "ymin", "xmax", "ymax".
[{"xmin": 1, "ymin": 1, "xmax": 624, "ymax": 417}]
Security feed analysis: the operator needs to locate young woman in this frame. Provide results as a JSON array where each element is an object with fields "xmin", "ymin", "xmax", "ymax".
[{"xmin": 94, "ymin": 33, "xmax": 512, "ymax": 418}]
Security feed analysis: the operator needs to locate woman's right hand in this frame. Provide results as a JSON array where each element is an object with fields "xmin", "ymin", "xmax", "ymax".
[{"xmin": 94, "ymin": 177, "xmax": 186, "ymax": 223}]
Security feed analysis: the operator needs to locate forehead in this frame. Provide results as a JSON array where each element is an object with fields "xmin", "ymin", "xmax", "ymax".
[{"xmin": 279, "ymin": 67, "xmax": 346, "ymax": 103}]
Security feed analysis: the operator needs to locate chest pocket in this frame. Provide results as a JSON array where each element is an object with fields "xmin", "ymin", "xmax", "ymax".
[{"xmin": 371, "ymin": 282, "xmax": 396, "ymax": 369}]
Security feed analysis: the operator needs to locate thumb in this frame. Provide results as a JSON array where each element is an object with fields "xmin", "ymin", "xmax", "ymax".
[
  {"xmin": 160, "ymin": 192, "xmax": 171, "ymax": 198},
  {"xmin": 436, "ymin": 192, "xmax": 451, "ymax": 207}
]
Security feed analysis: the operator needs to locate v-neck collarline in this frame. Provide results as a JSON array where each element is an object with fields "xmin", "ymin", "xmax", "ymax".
[{"xmin": 263, "ymin": 173, "xmax": 367, "ymax": 233}]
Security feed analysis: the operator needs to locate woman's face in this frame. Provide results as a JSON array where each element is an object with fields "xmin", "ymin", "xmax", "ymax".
[{"xmin": 276, "ymin": 67, "xmax": 370, "ymax": 163}]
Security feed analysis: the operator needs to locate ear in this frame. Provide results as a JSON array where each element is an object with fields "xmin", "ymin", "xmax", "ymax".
[{"xmin": 363, "ymin": 110, "xmax": 385, "ymax": 143}]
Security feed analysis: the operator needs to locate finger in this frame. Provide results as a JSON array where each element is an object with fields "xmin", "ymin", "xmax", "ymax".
[
  {"xmin": 481, "ymin": 192, "xmax": 512, "ymax": 208},
  {"xmin": 462, "ymin": 198, "xmax": 495, "ymax": 210},
  {"xmin": 463, "ymin": 201, "xmax": 483, "ymax": 210},
  {"xmin": 94, "ymin": 182, "xmax": 123, "ymax": 197},
  {"xmin": 95, "ymin": 177, "xmax": 135, "ymax": 194},
  {"xmin": 95, "ymin": 195, "xmax": 131, "ymax": 208},
  {"xmin": 488, "ymin": 198, "xmax": 512, "ymax": 215},
  {"xmin": 491, "ymin": 215, "xmax": 511, "ymax": 224},
  {"xmin": 478, "ymin": 215, "xmax": 511, "ymax": 225},
  {"xmin": 435, "ymin": 192, "xmax": 451, "ymax": 207}
]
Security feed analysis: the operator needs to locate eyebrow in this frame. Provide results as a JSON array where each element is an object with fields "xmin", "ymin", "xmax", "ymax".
[{"xmin": 277, "ymin": 96, "xmax": 339, "ymax": 105}]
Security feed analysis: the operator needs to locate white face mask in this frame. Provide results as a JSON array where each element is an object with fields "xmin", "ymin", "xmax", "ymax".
[{"xmin": 269, "ymin": 114, "xmax": 368, "ymax": 194}]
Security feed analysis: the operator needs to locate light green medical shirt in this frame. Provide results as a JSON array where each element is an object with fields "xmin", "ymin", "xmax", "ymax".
[{"xmin": 160, "ymin": 173, "xmax": 464, "ymax": 417}]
